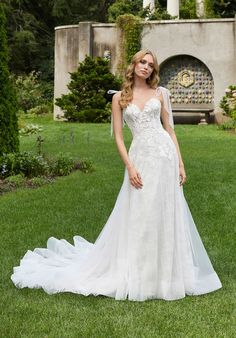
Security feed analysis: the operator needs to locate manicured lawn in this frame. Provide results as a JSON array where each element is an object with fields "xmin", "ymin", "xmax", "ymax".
[{"xmin": 0, "ymin": 115, "xmax": 235, "ymax": 337}]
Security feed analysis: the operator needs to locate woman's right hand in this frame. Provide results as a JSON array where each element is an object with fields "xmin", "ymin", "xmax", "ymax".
[{"xmin": 127, "ymin": 165, "xmax": 143, "ymax": 189}]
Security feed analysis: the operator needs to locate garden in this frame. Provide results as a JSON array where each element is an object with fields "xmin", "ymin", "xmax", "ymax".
[{"xmin": 0, "ymin": 1, "xmax": 236, "ymax": 337}]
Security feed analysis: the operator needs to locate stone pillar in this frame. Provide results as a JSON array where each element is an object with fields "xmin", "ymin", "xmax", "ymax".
[
  {"xmin": 196, "ymin": 0, "xmax": 205, "ymax": 18},
  {"xmin": 143, "ymin": 0, "xmax": 155, "ymax": 12},
  {"xmin": 78, "ymin": 22, "xmax": 93, "ymax": 62},
  {"xmin": 167, "ymin": 0, "xmax": 179, "ymax": 18}
]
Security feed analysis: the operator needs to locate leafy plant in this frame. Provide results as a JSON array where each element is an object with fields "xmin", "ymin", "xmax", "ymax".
[
  {"xmin": 0, "ymin": 151, "xmax": 93, "ymax": 180},
  {"xmin": 0, "ymin": 5, "xmax": 19, "ymax": 156},
  {"xmin": 217, "ymin": 119, "xmax": 236, "ymax": 132},
  {"xmin": 116, "ymin": 14, "xmax": 143, "ymax": 76},
  {"xmin": 50, "ymin": 153, "xmax": 74, "ymax": 176},
  {"xmin": 55, "ymin": 56, "xmax": 121, "ymax": 122},
  {"xmin": 220, "ymin": 85, "xmax": 236, "ymax": 121},
  {"xmin": 108, "ymin": 0, "xmax": 173, "ymax": 22},
  {"xmin": 5, "ymin": 174, "xmax": 26, "ymax": 187},
  {"xmin": 27, "ymin": 103, "xmax": 53, "ymax": 115},
  {"xmin": 19, "ymin": 124, "xmax": 43, "ymax": 136},
  {"xmin": 180, "ymin": 0, "xmax": 197, "ymax": 19},
  {"xmin": 13, "ymin": 71, "xmax": 53, "ymax": 113},
  {"xmin": 74, "ymin": 159, "xmax": 93, "ymax": 174}
]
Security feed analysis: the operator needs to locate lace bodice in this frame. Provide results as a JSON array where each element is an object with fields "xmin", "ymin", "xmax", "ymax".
[{"xmin": 123, "ymin": 98, "xmax": 164, "ymax": 138}]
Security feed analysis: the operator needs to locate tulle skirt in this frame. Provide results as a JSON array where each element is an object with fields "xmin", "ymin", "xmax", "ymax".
[{"xmin": 11, "ymin": 131, "xmax": 222, "ymax": 301}]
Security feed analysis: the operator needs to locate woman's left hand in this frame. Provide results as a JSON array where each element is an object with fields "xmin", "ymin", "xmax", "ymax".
[{"xmin": 179, "ymin": 165, "xmax": 187, "ymax": 186}]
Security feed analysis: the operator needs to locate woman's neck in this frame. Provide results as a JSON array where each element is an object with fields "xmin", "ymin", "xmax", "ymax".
[{"xmin": 133, "ymin": 77, "xmax": 150, "ymax": 90}]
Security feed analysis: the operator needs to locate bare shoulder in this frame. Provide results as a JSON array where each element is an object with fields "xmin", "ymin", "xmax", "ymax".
[{"xmin": 112, "ymin": 91, "xmax": 122, "ymax": 103}]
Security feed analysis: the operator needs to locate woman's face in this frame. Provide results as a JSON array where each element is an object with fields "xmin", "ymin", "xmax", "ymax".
[{"xmin": 134, "ymin": 54, "xmax": 154, "ymax": 80}]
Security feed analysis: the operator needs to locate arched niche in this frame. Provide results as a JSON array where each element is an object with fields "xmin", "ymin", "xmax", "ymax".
[{"xmin": 159, "ymin": 55, "xmax": 214, "ymax": 110}]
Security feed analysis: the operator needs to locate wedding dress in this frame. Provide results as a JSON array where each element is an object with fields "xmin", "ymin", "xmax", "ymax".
[{"xmin": 11, "ymin": 89, "xmax": 222, "ymax": 301}]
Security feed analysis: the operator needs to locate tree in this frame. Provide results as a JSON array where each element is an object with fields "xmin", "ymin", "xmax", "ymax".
[
  {"xmin": 1, "ymin": 0, "xmax": 116, "ymax": 80},
  {"xmin": 55, "ymin": 56, "xmax": 121, "ymax": 122},
  {"xmin": 0, "ymin": 5, "xmax": 19, "ymax": 156}
]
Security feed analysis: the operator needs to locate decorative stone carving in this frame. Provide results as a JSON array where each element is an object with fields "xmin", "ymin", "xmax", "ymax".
[{"xmin": 178, "ymin": 70, "xmax": 195, "ymax": 88}]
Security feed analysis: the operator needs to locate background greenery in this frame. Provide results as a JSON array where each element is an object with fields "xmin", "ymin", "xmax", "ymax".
[
  {"xmin": 0, "ymin": 5, "xmax": 19, "ymax": 156},
  {"xmin": 0, "ymin": 115, "xmax": 235, "ymax": 337},
  {"xmin": 1, "ymin": 0, "xmax": 235, "ymax": 82}
]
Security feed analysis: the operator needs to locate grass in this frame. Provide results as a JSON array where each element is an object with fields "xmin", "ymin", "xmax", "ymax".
[{"xmin": 0, "ymin": 115, "xmax": 235, "ymax": 338}]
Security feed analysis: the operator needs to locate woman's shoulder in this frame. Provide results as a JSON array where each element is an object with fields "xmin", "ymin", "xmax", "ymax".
[
  {"xmin": 157, "ymin": 86, "xmax": 171, "ymax": 95},
  {"xmin": 112, "ymin": 90, "xmax": 122, "ymax": 103}
]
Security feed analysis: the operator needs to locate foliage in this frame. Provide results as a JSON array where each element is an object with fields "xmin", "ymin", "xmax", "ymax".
[
  {"xmin": 180, "ymin": 0, "xmax": 197, "ymax": 19},
  {"xmin": 0, "ymin": 5, "xmax": 19, "ymax": 156},
  {"xmin": 56, "ymin": 56, "xmax": 121, "ymax": 122},
  {"xmin": 5, "ymin": 174, "xmax": 26, "ymax": 187},
  {"xmin": 0, "ymin": 151, "xmax": 93, "ymax": 180},
  {"xmin": 74, "ymin": 159, "xmax": 94, "ymax": 174},
  {"xmin": 1, "ymin": 0, "xmax": 115, "ymax": 79},
  {"xmin": 27, "ymin": 103, "xmax": 53, "ymax": 116},
  {"xmin": 50, "ymin": 153, "xmax": 75, "ymax": 176},
  {"xmin": 108, "ymin": 0, "xmax": 142, "ymax": 22},
  {"xmin": 19, "ymin": 124, "xmax": 43, "ymax": 136},
  {"xmin": 212, "ymin": 0, "xmax": 236, "ymax": 18},
  {"xmin": 108, "ymin": 0, "xmax": 172, "ymax": 22},
  {"xmin": 13, "ymin": 71, "xmax": 53, "ymax": 113},
  {"xmin": 220, "ymin": 85, "xmax": 236, "ymax": 121},
  {"xmin": 116, "ymin": 14, "xmax": 143, "ymax": 76},
  {"xmin": 217, "ymin": 119, "xmax": 236, "ymax": 132}
]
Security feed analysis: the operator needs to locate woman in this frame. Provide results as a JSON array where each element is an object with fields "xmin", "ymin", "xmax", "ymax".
[{"xmin": 11, "ymin": 50, "xmax": 222, "ymax": 301}]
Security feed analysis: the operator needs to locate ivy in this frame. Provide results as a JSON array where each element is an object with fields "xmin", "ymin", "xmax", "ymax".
[{"xmin": 116, "ymin": 14, "xmax": 143, "ymax": 76}]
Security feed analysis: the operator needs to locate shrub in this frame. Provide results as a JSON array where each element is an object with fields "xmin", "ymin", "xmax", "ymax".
[
  {"xmin": 108, "ymin": 0, "xmax": 173, "ymax": 22},
  {"xmin": 0, "ymin": 5, "xmax": 19, "ymax": 156},
  {"xmin": 13, "ymin": 71, "xmax": 53, "ymax": 113},
  {"xmin": 0, "ymin": 151, "xmax": 93, "ymax": 180},
  {"xmin": 218, "ymin": 120, "xmax": 236, "ymax": 132},
  {"xmin": 50, "ymin": 153, "xmax": 74, "ymax": 176},
  {"xmin": 27, "ymin": 103, "xmax": 53, "ymax": 115},
  {"xmin": 0, "ymin": 152, "xmax": 49, "ymax": 178},
  {"xmin": 5, "ymin": 174, "xmax": 26, "ymax": 187},
  {"xmin": 220, "ymin": 85, "xmax": 236, "ymax": 121},
  {"xmin": 180, "ymin": 0, "xmax": 197, "ymax": 19},
  {"xmin": 19, "ymin": 124, "xmax": 43, "ymax": 136},
  {"xmin": 74, "ymin": 159, "xmax": 93, "ymax": 174},
  {"xmin": 55, "ymin": 56, "xmax": 121, "ymax": 122}
]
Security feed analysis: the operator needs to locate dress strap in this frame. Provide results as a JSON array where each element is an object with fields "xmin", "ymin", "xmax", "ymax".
[{"xmin": 157, "ymin": 86, "xmax": 174, "ymax": 128}]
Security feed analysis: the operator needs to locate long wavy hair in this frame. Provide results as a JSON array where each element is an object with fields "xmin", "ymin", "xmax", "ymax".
[{"xmin": 119, "ymin": 49, "xmax": 160, "ymax": 109}]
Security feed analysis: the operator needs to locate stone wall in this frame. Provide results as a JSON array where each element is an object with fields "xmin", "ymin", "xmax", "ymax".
[{"xmin": 54, "ymin": 18, "xmax": 236, "ymax": 121}]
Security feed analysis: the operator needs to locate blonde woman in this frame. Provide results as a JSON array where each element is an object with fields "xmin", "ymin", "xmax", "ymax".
[{"xmin": 12, "ymin": 50, "xmax": 222, "ymax": 301}]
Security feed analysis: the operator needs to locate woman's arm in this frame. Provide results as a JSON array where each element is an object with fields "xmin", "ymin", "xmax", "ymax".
[
  {"xmin": 112, "ymin": 93, "xmax": 143, "ymax": 189},
  {"xmin": 160, "ymin": 100, "xmax": 187, "ymax": 185}
]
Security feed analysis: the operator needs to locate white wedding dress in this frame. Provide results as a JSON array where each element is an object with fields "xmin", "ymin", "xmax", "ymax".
[{"xmin": 11, "ymin": 94, "xmax": 222, "ymax": 301}]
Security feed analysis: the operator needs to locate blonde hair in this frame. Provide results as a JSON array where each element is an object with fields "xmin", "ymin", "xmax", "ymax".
[{"xmin": 119, "ymin": 49, "xmax": 160, "ymax": 109}]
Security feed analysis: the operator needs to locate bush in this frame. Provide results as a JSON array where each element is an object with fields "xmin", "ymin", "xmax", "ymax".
[
  {"xmin": 0, "ymin": 152, "xmax": 49, "ymax": 178},
  {"xmin": 50, "ymin": 153, "xmax": 74, "ymax": 176},
  {"xmin": 0, "ymin": 5, "xmax": 19, "ymax": 156},
  {"xmin": 0, "ymin": 152, "xmax": 93, "ymax": 180},
  {"xmin": 55, "ymin": 56, "xmax": 121, "ymax": 122},
  {"xmin": 220, "ymin": 85, "xmax": 236, "ymax": 121},
  {"xmin": 180, "ymin": 0, "xmax": 197, "ymax": 19},
  {"xmin": 19, "ymin": 124, "xmax": 43, "ymax": 136},
  {"xmin": 108, "ymin": 0, "xmax": 173, "ymax": 22},
  {"xmin": 13, "ymin": 71, "xmax": 53, "ymax": 113},
  {"xmin": 5, "ymin": 174, "xmax": 26, "ymax": 187},
  {"xmin": 218, "ymin": 120, "xmax": 236, "ymax": 132},
  {"xmin": 27, "ymin": 103, "xmax": 53, "ymax": 115}
]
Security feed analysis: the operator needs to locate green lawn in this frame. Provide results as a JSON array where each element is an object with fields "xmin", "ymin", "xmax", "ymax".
[{"xmin": 0, "ymin": 115, "xmax": 235, "ymax": 338}]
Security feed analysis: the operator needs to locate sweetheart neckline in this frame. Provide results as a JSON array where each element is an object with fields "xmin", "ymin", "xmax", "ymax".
[{"xmin": 128, "ymin": 97, "xmax": 161, "ymax": 112}]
